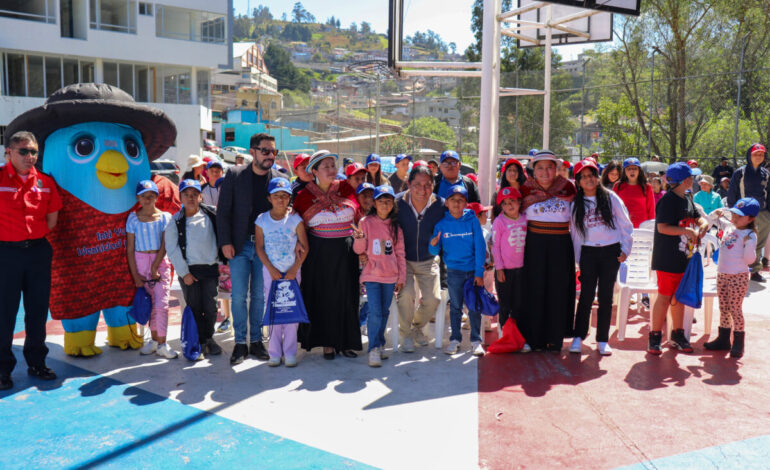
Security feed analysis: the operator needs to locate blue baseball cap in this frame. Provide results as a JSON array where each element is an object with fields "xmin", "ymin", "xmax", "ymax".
[
  {"xmin": 206, "ymin": 160, "xmax": 223, "ymax": 170},
  {"xmin": 366, "ymin": 154, "xmax": 381, "ymax": 166},
  {"xmin": 528, "ymin": 148, "xmax": 539, "ymax": 157},
  {"xmin": 136, "ymin": 180, "xmax": 158, "ymax": 196},
  {"xmin": 268, "ymin": 177, "xmax": 292, "ymax": 195},
  {"xmin": 691, "ymin": 168, "xmax": 702, "ymax": 177},
  {"xmin": 440, "ymin": 150, "xmax": 460, "ymax": 163},
  {"xmin": 356, "ymin": 182, "xmax": 375, "ymax": 195},
  {"xmin": 666, "ymin": 162, "xmax": 693, "ymax": 184},
  {"xmin": 179, "ymin": 179, "xmax": 202, "ymax": 193},
  {"xmin": 623, "ymin": 157, "xmax": 641, "ymax": 169},
  {"xmin": 729, "ymin": 197, "xmax": 760, "ymax": 217},
  {"xmin": 374, "ymin": 185, "xmax": 396, "ymax": 199},
  {"xmin": 395, "ymin": 154, "xmax": 412, "ymax": 164},
  {"xmin": 446, "ymin": 184, "xmax": 468, "ymax": 200}
]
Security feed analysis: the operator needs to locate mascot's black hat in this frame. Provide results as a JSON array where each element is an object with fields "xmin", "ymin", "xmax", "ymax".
[{"xmin": 5, "ymin": 83, "xmax": 176, "ymax": 163}]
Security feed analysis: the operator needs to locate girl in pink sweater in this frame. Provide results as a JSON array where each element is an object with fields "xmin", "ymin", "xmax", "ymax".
[
  {"xmin": 353, "ymin": 185, "xmax": 406, "ymax": 367},
  {"xmin": 491, "ymin": 186, "xmax": 527, "ymax": 333},
  {"xmin": 613, "ymin": 158, "xmax": 655, "ymax": 228}
]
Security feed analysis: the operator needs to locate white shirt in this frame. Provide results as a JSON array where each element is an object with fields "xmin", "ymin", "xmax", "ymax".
[
  {"xmin": 255, "ymin": 211, "xmax": 301, "ymax": 272},
  {"xmin": 525, "ymin": 197, "xmax": 571, "ymax": 223},
  {"xmin": 164, "ymin": 210, "xmax": 219, "ymax": 277},
  {"xmin": 718, "ymin": 225, "xmax": 757, "ymax": 275},
  {"xmin": 569, "ymin": 192, "xmax": 634, "ymax": 263}
]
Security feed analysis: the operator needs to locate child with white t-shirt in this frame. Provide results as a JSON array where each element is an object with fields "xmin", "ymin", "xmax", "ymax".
[{"xmin": 255, "ymin": 177, "xmax": 309, "ymax": 367}]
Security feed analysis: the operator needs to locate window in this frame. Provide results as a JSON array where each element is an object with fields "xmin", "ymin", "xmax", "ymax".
[
  {"xmin": 135, "ymin": 65, "xmax": 149, "ymax": 102},
  {"xmin": 90, "ymin": 0, "xmax": 137, "ymax": 33},
  {"xmin": 0, "ymin": 0, "xmax": 55, "ymax": 23},
  {"xmin": 0, "ymin": 126, "xmax": 6, "ymax": 146},
  {"xmin": 224, "ymin": 128, "xmax": 235, "ymax": 142},
  {"xmin": 196, "ymin": 70, "xmax": 209, "ymax": 106},
  {"xmin": 27, "ymin": 56, "xmax": 44, "ymax": 97},
  {"xmin": 45, "ymin": 57, "xmax": 62, "ymax": 95},
  {"xmin": 81, "ymin": 61, "xmax": 95, "ymax": 82},
  {"xmin": 103, "ymin": 61, "xmax": 118, "ymax": 86},
  {"xmin": 138, "ymin": 2, "xmax": 152, "ymax": 15},
  {"xmin": 155, "ymin": 5, "xmax": 225, "ymax": 43},
  {"xmin": 5, "ymin": 53, "xmax": 26, "ymax": 96},
  {"xmin": 118, "ymin": 63, "xmax": 133, "ymax": 96},
  {"xmin": 2, "ymin": 54, "xmax": 95, "ymax": 97},
  {"xmin": 162, "ymin": 67, "xmax": 192, "ymax": 104},
  {"xmin": 63, "ymin": 59, "xmax": 79, "ymax": 86}
]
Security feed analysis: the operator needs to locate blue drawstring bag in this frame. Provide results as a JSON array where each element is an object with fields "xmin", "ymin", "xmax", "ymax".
[
  {"xmin": 712, "ymin": 248, "xmax": 719, "ymax": 263},
  {"xmin": 180, "ymin": 306, "xmax": 201, "ymax": 361},
  {"xmin": 463, "ymin": 278, "xmax": 500, "ymax": 317},
  {"xmin": 675, "ymin": 251, "xmax": 704, "ymax": 309},
  {"xmin": 264, "ymin": 279, "xmax": 310, "ymax": 325},
  {"xmin": 127, "ymin": 288, "xmax": 152, "ymax": 325}
]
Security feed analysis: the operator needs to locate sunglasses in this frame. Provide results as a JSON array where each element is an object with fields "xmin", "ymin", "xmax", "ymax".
[
  {"xmin": 14, "ymin": 148, "xmax": 39, "ymax": 156},
  {"xmin": 253, "ymin": 147, "xmax": 279, "ymax": 156}
]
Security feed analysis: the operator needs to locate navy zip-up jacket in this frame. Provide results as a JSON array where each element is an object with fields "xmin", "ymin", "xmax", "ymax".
[
  {"xmin": 396, "ymin": 191, "xmax": 446, "ymax": 262},
  {"xmin": 727, "ymin": 145, "xmax": 770, "ymax": 211}
]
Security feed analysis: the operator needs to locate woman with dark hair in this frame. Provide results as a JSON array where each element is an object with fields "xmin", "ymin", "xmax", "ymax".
[
  {"xmin": 614, "ymin": 158, "xmax": 655, "ymax": 228},
  {"xmin": 519, "ymin": 150, "xmax": 577, "ymax": 353},
  {"xmin": 293, "ymin": 150, "xmax": 362, "ymax": 359},
  {"xmin": 492, "ymin": 158, "xmax": 527, "ymax": 219},
  {"xmin": 365, "ymin": 153, "xmax": 385, "ymax": 186},
  {"xmin": 601, "ymin": 160, "xmax": 621, "ymax": 190},
  {"xmin": 569, "ymin": 159, "xmax": 633, "ymax": 356}
]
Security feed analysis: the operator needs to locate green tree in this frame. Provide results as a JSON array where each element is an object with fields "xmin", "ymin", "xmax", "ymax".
[
  {"xmin": 381, "ymin": 135, "xmax": 410, "ymax": 155},
  {"xmin": 404, "ymin": 116, "xmax": 456, "ymax": 144},
  {"xmin": 263, "ymin": 43, "xmax": 310, "ymax": 92}
]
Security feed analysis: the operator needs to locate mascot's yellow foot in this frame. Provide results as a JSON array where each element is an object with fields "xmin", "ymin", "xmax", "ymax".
[
  {"xmin": 107, "ymin": 324, "xmax": 143, "ymax": 350},
  {"xmin": 64, "ymin": 331, "xmax": 103, "ymax": 357}
]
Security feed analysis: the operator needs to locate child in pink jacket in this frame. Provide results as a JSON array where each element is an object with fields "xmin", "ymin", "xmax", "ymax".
[{"xmin": 353, "ymin": 185, "xmax": 407, "ymax": 367}]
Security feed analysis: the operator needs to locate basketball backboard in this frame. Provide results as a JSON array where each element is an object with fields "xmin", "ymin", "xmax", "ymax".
[
  {"xmin": 511, "ymin": 0, "xmax": 614, "ymax": 48},
  {"xmin": 542, "ymin": 0, "xmax": 640, "ymax": 16}
]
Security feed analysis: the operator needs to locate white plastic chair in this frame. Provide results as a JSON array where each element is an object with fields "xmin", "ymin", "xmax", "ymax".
[
  {"xmin": 638, "ymin": 219, "xmax": 656, "ymax": 231},
  {"xmin": 616, "ymin": 229, "xmax": 657, "ymax": 341},
  {"xmin": 433, "ymin": 289, "xmax": 449, "ymax": 349}
]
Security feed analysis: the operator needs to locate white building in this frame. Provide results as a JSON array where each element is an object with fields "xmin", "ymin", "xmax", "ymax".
[{"xmin": 0, "ymin": 0, "xmax": 232, "ymax": 169}]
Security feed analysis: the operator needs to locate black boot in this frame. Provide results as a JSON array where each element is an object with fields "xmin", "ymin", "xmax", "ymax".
[
  {"xmin": 647, "ymin": 331, "xmax": 663, "ymax": 355},
  {"xmin": 704, "ymin": 327, "xmax": 731, "ymax": 351},
  {"xmin": 730, "ymin": 331, "xmax": 745, "ymax": 358}
]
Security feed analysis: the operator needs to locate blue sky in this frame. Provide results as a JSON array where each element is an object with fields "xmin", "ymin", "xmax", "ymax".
[{"xmin": 232, "ymin": 0, "xmax": 594, "ymax": 61}]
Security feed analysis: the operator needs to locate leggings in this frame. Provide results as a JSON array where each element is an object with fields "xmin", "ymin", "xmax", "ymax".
[
  {"xmin": 135, "ymin": 252, "xmax": 171, "ymax": 337},
  {"xmin": 717, "ymin": 272, "xmax": 749, "ymax": 332}
]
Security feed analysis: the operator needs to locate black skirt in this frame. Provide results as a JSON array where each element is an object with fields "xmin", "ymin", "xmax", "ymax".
[
  {"xmin": 520, "ymin": 229, "xmax": 576, "ymax": 349},
  {"xmin": 298, "ymin": 235, "xmax": 362, "ymax": 352}
]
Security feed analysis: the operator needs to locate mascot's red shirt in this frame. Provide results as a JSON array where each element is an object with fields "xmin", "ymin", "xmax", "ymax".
[{"xmin": 47, "ymin": 190, "xmax": 135, "ymax": 319}]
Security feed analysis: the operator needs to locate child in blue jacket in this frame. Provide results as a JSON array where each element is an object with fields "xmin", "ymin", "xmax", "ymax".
[{"xmin": 429, "ymin": 184, "xmax": 487, "ymax": 356}]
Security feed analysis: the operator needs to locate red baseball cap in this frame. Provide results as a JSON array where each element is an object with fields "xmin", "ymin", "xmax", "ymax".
[
  {"xmin": 501, "ymin": 158, "xmax": 524, "ymax": 176},
  {"xmin": 293, "ymin": 153, "xmax": 310, "ymax": 170},
  {"xmin": 413, "ymin": 159, "xmax": 429, "ymax": 168},
  {"xmin": 467, "ymin": 173, "xmax": 478, "ymax": 184},
  {"xmin": 750, "ymin": 143, "xmax": 766, "ymax": 154},
  {"xmin": 467, "ymin": 202, "xmax": 491, "ymax": 216},
  {"xmin": 573, "ymin": 159, "xmax": 599, "ymax": 177},
  {"xmin": 496, "ymin": 186, "xmax": 522, "ymax": 205},
  {"xmin": 687, "ymin": 159, "xmax": 698, "ymax": 167},
  {"xmin": 345, "ymin": 162, "xmax": 366, "ymax": 177}
]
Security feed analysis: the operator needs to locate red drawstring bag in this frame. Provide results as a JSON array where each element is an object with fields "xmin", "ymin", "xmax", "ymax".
[{"xmin": 487, "ymin": 318, "xmax": 526, "ymax": 353}]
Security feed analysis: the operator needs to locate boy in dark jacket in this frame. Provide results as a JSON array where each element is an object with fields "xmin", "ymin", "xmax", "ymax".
[{"xmin": 429, "ymin": 184, "xmax": 486, "ymax": 356}]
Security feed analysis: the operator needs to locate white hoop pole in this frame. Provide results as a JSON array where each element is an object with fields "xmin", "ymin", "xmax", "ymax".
[
  {"xmin": 478, "ymin": 0, "xmax": 502, "ymax": 206},
  {"xmin": 542, "ymin": 4, "xmax": 552, "ymax": 149}
]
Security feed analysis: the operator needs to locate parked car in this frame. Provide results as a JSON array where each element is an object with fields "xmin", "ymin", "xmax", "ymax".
[
  {"xmin": 150, "ymin": 159, "xmax": 180, "ymax": 184},
  {"xmin": 203, "ymin": 138, "xmax": 221, "ymax": 154},
  {"xmin": 219, "ymin": 146, "xmax": 250, "ymax": 164}
]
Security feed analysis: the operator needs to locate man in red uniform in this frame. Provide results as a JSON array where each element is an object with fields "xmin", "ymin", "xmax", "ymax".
[{"xmin": 0, "ymin": 131, "xmax": 62, "ymax": 390}]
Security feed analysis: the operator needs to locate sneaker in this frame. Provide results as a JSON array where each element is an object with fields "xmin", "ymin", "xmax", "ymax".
[
  {"xmin": 249, "ymin": 341, "xmax": 269, "ymax": 360},
  {"xmin": 360, "ymin": 325, "xmax": 368, "ymax": 336},
  {"xmin": 400, "ymin": 337, "xmax": 415, "ymax": 353},
  {"xmin": 647, "ymin": 331, "xmax": 663, "ymax": 355},
  {"xmin": 285, "ymin": 355, "xmax": 298, "ymax": 367},
  {"xmin": 205, "ymin": 339, "xmax": 222, "ymax": 356},
  {"xmin": 216, "ymin": 318, "xmax": 231, "ymax": 333},
  {"xmin": 267, "ymin": 356, "xmax": 281, "ymax": 367},
  {"xmin": 444, "ymin": 339, "xmax": 460, "ymax": 355},
  {"xmin": 140, "ymin": 339, "xmax": 158, "ymax": 355},
  {"xmin": 230, "ymin": 343, "xmax": 249, "ymax": 365},
  {"xmin": 380, "ymin": 347, "xmax": 390, "ymax": 360},
  {"xmin": 156, "ymin": 343, "xmax": 178, "ymax": 359},
  {"xmin": 471, "ymin": 341, "xmax": 485, "ymax": 356},
  {"xmin": 520, "ymin": 343, "xmax": 532, "ymax": 353},
  {"xmin": 751, "ymin": 272, "xmax": 766, "ymax": 283},
  {"xmin": 414, "ymin": 329, "xmax": 429, "ymax": 346},
  {"xmin": 569, "ymin": 337, "xmax": 582, "ymax": 354},
  {"xmin": 641, "ymin": 296, "xmax": 650, "ymax": 309},
  {"xmin": 669, "ymin": 329, "xmax": 694, "ymax": 353},
  {"xmin": 368, "ymin": 348, "xmax": 382, "ymax": 367},
  {"xmin": 597, "ymin": 342, "xmax": 613, "ymax": 356}
]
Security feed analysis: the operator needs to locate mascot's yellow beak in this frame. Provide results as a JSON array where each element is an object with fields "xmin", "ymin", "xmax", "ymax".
[{"xmin": 95, "ymin": 150, "xmax": 129, "ymax": 189}]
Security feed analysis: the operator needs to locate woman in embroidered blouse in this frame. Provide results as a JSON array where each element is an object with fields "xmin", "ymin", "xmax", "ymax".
[
  {"xmin": 293, "ymin": 150, "xmax": 363, "ymax": 359},
  {"xmin": 519, "ymin": 150, "xmax": 577, "ymax": 353}
]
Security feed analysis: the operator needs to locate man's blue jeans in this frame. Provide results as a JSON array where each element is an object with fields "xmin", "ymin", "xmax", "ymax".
[
  {"xmin": 364, "ymin": 282, "xmax": 395, "ymax": 352},
  {"xmin": 446, "ymin": 269, "xmax": 481, "ymax": 343},
  {"xmin": 229, "ymin": 241, "xmax": 264, "ymax": 344}
]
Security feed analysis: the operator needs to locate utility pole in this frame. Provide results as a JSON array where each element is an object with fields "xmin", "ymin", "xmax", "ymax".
[
  {"xmin": 375, "ymin": 77, "xmax": 381, "ymax": 155},
  {"xmin": 336, "ymin": 84, "xmax": 340, "ymax": 155},
  {"xmin": 411, "ymin": 78, "xmax": 417, "ymax": 154},
  {"xmin": 580, "ymin": 57, "xmax": 590, "ymax": 159},
  {"xmin": 542, "ymin": 4, "xmax": 552, "ymax": 149},
  {"xmin": 732, "ymin": 34, "xmax": 749, "ymax": 167}
]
